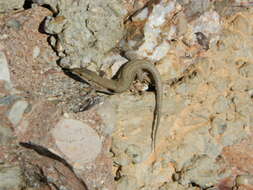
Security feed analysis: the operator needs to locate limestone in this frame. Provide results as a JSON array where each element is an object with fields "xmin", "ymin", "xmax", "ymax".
[{"xmin": 51, "ymin": 119, "xmax": 102, "ymax": 168}]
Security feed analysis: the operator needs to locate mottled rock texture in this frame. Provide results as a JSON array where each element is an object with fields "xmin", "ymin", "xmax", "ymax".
[
  {"xmin": 0, "ymin": 0, "xmax": 25, "ymax": 13},
  {"xmin": 1, "ymin": 0, "xmax": 253, "ymax": 190},
  {"xmin": 41, "ymin": 0, "xmax": 126, "ymax": 68}
]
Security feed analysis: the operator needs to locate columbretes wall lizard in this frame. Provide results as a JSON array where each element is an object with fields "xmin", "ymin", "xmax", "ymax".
[{"xmin": 70, "ymin": 60, "xmax": 162, "ymax": 152}]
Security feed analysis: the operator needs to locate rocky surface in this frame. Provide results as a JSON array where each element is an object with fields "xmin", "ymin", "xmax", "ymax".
[
  {"xmin": 40, "ymin": 0, "xmax": 126, "ymax": 69},
  {"xmin": 0, "ymin": 0, "xmax": 25, "ymax": 13},
  {"xmin": 0, "ymin": 0, "xmax": 253, "ymax": 190}
]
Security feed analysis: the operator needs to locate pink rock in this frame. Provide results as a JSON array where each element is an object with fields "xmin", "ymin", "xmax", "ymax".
[{"xmin": 51, "ymin": 119, "xmax": 102, "ymax": 168}]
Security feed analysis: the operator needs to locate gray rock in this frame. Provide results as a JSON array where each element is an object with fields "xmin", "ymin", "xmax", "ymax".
[
  {"xmin": 178, "ymin": 0, "xmax": 211, "ymax": 17},
  {"xmin": 0, "ymin": 95, "xmax": 20, "ymax": 106},
  {"xmin": 178, "ymin": 155, "xmax": 231, "ymax": 188},
  {"xmin": 0, "ymin": 165, "xmax": 24, "ymax": 190},
  {"xmin": 43, "ymin": 0, "xmax": 126, "ymax": 68},
  {"xmin": 169, "ymin": 127, "xmax": 222, "ymax": 170},
  {"xmin": 209, "ymin": 117, "xmax": 227, "ymax": 137},
  {"xmin": 158, "ymin": 182, "xmax": 199, "ymax": 190},
  {"xmin": 116, "ymin": 176, "xmax": 137, "ymax": 190},
  {"xmin": 32, "ymin": 46, "xmax": 40, "ymax": 58},
  {"xmin": 221, "ymin": 120, "xmax": 248, "ymax": 146},
  {"xmin": 125, "ymin": 144, "xmax": 143, "ymax": 164},
  {"xmin": 0, "ymin": 124, "xmax": 12, "ymax": 144},
  {"xmin": 213, "ymin": 96, "xmax": 229, "ymax": 114},
  {"xmin": 7, "ymin": 100, "xmax": 28, "ymax": 126},
  {"xmin": 114, "ymin": 154, "xmax": 131, "ymax": 166},
  {"xmin": 0, "ymin": 52, "xmax": 11, "ymax": 84},
  {"xmin": 0, "ymin": 0, "xmax": 25, "ymax": 12},
  {"xmin": 6, "ymin": 19, "xmax": 22, "ymax": 30}
]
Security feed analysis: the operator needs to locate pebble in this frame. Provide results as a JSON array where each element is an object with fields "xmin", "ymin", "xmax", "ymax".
[
  {"xmin": 51, "ymin": 119, "xmax": 102, "ymax": 168},
  {"xmin": 7, "ymin": 100, "xmax": 28, "ymax": 126},
  {"xmin": 0, "ymin": 165, "xmax": 24, "ymax": 190},
  {"xmin": 0, "ymin": 52, "xmax": 11, "ymax": 84}
]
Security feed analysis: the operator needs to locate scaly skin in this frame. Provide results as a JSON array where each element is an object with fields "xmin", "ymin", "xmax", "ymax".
[{"xmin": 70, "ymin": 60, "xmax": 162, "ymax": 152}]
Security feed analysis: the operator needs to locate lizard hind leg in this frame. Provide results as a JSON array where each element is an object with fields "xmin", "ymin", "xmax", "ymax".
[{"xmin": 132, "ymin": 70, "xmax": 149, "ymax": 94}]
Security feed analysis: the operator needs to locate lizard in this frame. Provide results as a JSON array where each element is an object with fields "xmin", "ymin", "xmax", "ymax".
[{"xmin": 69, "ymin": 60, "xmax": 162, "ymax": 152}]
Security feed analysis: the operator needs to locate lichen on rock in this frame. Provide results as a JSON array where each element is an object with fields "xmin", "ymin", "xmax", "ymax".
[{"xmin": 42, "ymin": 0, "xmax": 126, "ymax": 68}]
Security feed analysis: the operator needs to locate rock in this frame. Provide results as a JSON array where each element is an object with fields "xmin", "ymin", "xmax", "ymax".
[
  {"xmin": 235, "ymin": 174, "xmax": 253, "ymax": 186},
  {"xmin": 0, "ymin": 52, "xmax": 11, "ymax": 84},
  {"xmin": 125, "ymin": 144, "xmax": 143, "ymax": 164},
  {"xmin": 192, "ymin": 11, "xmax": 221, "ymax": 45},
  {"xmin": 6, "ymin": 19, "xmax": 22, "ymax": 30},
  {"xmin": 158, "ymin": 182, "xmax": 199, "ymax": 190},
  {"xmin": 7, "ymin": 100, "xmax": 28, "ymax": 126},
  {"xmin": 178, "ymin": 0, "xmax": 211, "ymax": 17},
  {"xmin": 213, "ymin": 95, "xmax": 229, "ymax": 114},
  {"xmin": 0, "ymin": 0, "xmax": 25, "ymax": 12},
  {"xmin": 43, "ymin": 0, "xmax": 126, "ymax": 67},
  {"xmin": 170, "ymin": 127, "xmax": 222, "ymax": 170},
  {"xmin": 116, "ymin": 176, "xmax": 137, "ymax": 190},
  {"xmin": 178, "ymin": 155, "xmax": 231, "ymax": 189},
  {"xmin": 0, "ymin": 165, "xmax": 24, "ymax": 190},
  {"xmin": 220, "ymin": 120, "xmax": 248, "ymax": 147},
  {"xmin": 0, "ymin": 95, "xmax": 20, "ymax": 106},
  {"xmin": 134, "ymin": 0, "xmax": 180, "ymax": 61},
  {"xmin": 114, "ymin": 154, "xmax": 131, "ymax": 166},
  {"xmin": 132, "ymin": 8, "xmax": 149, "ymax": 21},
  {"xmin": 51, "ymin": 119, "xmax": 102, "ymax": 168},
  {"xmin": 0, "ymin": 124, "xmax": 12, "ymax": 144},
  {"xmin": 32, "ymin": 46, "xmax": 40, "ymax": 58},
  {"xmin": 209, "ymin": 117, "xmax": 227, "ymax": 137},
  {"xmin": 97, "ymin": 99, "xmax": 117, "ymax": 135}
]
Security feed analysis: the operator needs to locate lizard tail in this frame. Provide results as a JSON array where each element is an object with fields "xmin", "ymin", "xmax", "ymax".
[{"xmin": 151, "ymin": 81, "xmax": 162, "ymax": 152}]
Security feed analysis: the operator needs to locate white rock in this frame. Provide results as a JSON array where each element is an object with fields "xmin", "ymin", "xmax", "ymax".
[
  {"xmin": 33, "ymin": 46, "xmax": 40, "ymax": 58},
  {"xmin": 0, "ymin": 52, "xmax": 11, "ymax": 83},
  {"xmin": 7, "ymin": 100, "xmax": 28, "ymax": 126},
  {"xmin": 51, "ymin": 119, "xmax": 102, "ymax": 168},
  {"xmin": 136, "ymin": 0, "xmax": 180, "ymax": 61},
  {"xmin": 193, "ymin": 11, "xmax": 221, "ymax": 36}
]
